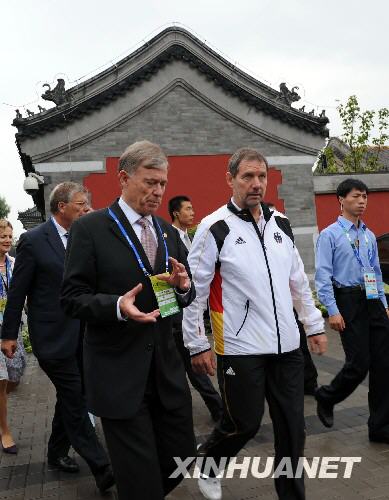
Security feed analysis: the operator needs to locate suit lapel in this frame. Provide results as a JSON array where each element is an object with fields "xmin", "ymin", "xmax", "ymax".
[
  {"xmin": 108, "ymin": 201, "xmax": 155, "ymax": 276},
  {"xmin": 152, "ymin": 216, "xmax": 167, "ymax": 274},
  {"xmin": 45, "ymin": 219, "xmax": 65, "ymax": 262}
]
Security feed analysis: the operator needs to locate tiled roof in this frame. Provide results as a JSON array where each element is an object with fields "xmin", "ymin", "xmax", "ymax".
[{"xmin": 12, "ymin": 27, "xmax": 329, "ymax": 139}]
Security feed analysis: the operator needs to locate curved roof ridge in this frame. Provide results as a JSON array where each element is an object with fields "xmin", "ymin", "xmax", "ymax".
[{"xmin": 13, "ymin": 25, "xmax": 329, "ymax": 138}]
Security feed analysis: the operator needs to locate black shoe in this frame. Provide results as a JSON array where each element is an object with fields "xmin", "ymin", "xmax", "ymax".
[
  {"xmin": 94, "ymin": 465, "xmax": 115, "ymax": 493},
  {"xmin": 48, "ymin": 456, "xmax": 80, "ymax": 473},
  {"xmin": 369, "ymin": 435, "xmax": 389, "ymax": 444},
  {"xmin": 2, "ymin": 443, "xmax": 18, "ymax": 454},
  {"xmin": 315, "ymin": 391, "xmax": 334, "ymax": 428}
]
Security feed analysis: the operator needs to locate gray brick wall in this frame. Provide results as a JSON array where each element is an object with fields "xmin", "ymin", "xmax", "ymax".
[
  {"xmin": 38, "ymin": 86, "xmax": 320, "ymax": 275},
  {"xmin": 51, "ymin": 86, "xmax": 300, "ymax": 162},
  {"xmin": 278, "ymin": 164, "xmax": 317, "ymax": 227}
]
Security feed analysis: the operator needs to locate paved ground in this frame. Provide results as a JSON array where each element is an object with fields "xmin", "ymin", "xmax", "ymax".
[{"xmin": 2, "ymin": 322, "xmax": 389, "ymax": 500}]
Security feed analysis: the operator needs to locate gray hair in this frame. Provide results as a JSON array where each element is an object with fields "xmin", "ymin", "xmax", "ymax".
[
  {"xmin": 118, "ymin": 140, "xmax": 168, "ymax": 175},
  {"xmin": 49, "ymin": 182, "xmax": 88, "ymax": 214},
  {"xmin": 228, "ymin": 148, "xmax": 268, "ymax": 177}
]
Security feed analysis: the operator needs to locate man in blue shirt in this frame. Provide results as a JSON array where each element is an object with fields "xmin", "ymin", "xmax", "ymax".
[{"xmin": 315, "ymin": 178, "xmax": 389, "ymax": 442}]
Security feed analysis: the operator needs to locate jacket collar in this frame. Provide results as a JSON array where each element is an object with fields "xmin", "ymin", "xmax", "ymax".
[
  {"xmin": 227, "ymin": 199, "xmax": 272, "ymax": 222},
  {"xmin": 44, "ymin": 219, "xmax": 65, "ymax": 262}
]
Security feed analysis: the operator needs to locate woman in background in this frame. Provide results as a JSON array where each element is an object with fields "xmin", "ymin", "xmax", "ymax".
[{"xmin": 0, "ymin": 219, "xmax": 26, "ymax": 454}]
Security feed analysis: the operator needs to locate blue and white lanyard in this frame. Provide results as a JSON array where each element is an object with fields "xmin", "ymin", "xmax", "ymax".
[
  {"xmin": 0, "ymin": 256, "xmax": 11, "ymax": 297},
  {"xmin": 337, "ymin": 220, "xmax": 373, "ymax": 268},
  {"xmin": 108, "ymin": 208, "xmax": 169, "ymax": 277}
]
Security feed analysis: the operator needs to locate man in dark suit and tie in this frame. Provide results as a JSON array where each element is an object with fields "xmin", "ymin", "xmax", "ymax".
[
  {"xmin": 1, "ymin": 182, "xmax": 113, "ymax": 493},
  {"xmin": 60, "ymin": 141, "xmax": 196, "ymax": 500},
  {"xmin": 169, "ymin": 195, "xmax": 223, "ymax": 422}
]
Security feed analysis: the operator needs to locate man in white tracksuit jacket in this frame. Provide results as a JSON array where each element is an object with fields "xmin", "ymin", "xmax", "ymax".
[{"xmin": 183, "ymin": 148, "xmax": 327, "ymax": 500}]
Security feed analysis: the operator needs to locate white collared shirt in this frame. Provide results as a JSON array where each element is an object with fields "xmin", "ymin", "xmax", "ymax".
[
  {"xmin": 118, "ymin": 197, "xmax": 157, "ymax": 243},
  {"xmin": 173, "ymin": 225, "xmax": 191, "ymax": 251},
  {"xmin": 51, "ymin": 217, "xmax": 69, "ymax": 248}
]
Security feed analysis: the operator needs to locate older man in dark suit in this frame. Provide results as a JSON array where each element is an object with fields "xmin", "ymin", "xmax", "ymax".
[
  {"xmin": 60, "ymin": 141, "xmax": 196, "ymax": 500},
  {"xmin": 1, "ymin": 182, "xmax": 113, "ymax": 493}
]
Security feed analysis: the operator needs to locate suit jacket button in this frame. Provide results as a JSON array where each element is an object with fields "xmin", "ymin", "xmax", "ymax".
[{"xmin": 146, "ymin": 344, "xmax": 153, "ymax": 351}]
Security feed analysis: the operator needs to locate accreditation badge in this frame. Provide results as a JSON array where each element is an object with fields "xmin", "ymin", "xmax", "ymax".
[
  {"xmin": 0, "ymin": 297, "xmax": 7, "ymax": 323},
  {"xmin": 149, "ymin": 274, "xmax": 180, "ymax": 318},
  {"xmin": 362, "ymin": 267, "xmax": 379, "ymax": 300},
  {"xmin": 0, "ymin": 297, "xmax": 7, "ymax": 313}
]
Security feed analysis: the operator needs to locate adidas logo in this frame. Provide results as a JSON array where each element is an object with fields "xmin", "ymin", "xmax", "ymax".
[
  {"xmin": 225, "ymin": 367, "xmax": 236, "ymax": 376},
  {"xmin": 235, "ymin": 237, "xmax": 246, "ymax": 245}
]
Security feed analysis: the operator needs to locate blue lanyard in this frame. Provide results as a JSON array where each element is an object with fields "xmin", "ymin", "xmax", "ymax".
[
  {"xmin": 0, "ymin": 256, "xmax": 12, "ymax": 297},
  {"xmin": 108, "ymin": 208, "xmax": 169, "ymax": 277},
  {"xmin": 337, "ymin": 220, "xmax": 373, "ymax": 268}
]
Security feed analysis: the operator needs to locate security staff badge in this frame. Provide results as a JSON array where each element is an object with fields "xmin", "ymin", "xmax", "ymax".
[{"xmin": 362, "ymin": 267, "xmax": 379, "ymax": 300}]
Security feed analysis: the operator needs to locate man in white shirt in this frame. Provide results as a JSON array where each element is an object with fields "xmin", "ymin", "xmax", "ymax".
[
  {"xmin": 169, "ymin": 196, "xmax": 223, "ymax": 423},
  {"xmin": 169, "ymin": 196, "xmax": 195, "ymax": 251}
]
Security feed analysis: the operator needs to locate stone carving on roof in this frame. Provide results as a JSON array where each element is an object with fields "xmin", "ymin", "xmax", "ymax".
[
  {"xmin": 278, "ymin": 83, "xmax": 301, "ymax": 106},
  {"xmin": 41, "ymin": 78, "xmax": 69, "ymax": 105}
]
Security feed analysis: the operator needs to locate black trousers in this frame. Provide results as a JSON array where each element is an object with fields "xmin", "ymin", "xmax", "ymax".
[
  {"xmin": 199, "ymin": 349, "xmax": 305, "ymax": 500},
  {"xmin": 297, "ymin": 319, "xmax": 318, "ymax": 391},
  {"xmin": 173, "ymin": 328, "xmax": 223, "ymax": 420},
  {"xmin": 38, "ymin": 356, "xmax": 109, "ymax": 473},
  {"xmin": 316, "ymin": 292, "xmax": 389, "ymax": 438},
  {"xmin": 101, "ymin": 362, "xmax": 196, "ymax": 500}
]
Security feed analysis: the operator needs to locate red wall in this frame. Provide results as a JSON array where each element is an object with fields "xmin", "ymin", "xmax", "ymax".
[
  {"xmin": 315, "ymin": 192, "xmax": 389, "ymax": 236},
  {"xmin": 84, "ymin": 155, "xmax": 285, "ymax": 223}
]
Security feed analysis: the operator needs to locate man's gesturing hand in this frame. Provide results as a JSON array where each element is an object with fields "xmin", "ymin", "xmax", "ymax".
[
  {"xmin": 119, "ymin": 283, "xmax": 160, "ymax": 323},
  {"xmin": 191, "ymin": 350, "xmax": 217, "ymax": 376},
  {"xmin": 155, "ymin": 257, "xmax": 190, "ymax": 292},
  {"xmin": 1, "ymin": 340, "xmax": 17, "ymax": 359},
  {"xmin": 308, "ymin": 334, "xmax": 327, "ymax": 355}
]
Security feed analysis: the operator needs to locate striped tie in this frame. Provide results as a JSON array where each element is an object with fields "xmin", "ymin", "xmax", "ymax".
[{"xmin": 137, "ymin": 217, "xmax": 157, "ymax": 269}]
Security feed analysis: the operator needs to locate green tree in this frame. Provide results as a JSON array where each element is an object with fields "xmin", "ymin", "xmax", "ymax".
[
  {"xmin": 317, "ymin": 96, "xmax": 389, "ymax": 173},
  {"xmin": 0, "ymin": 196, "xmax": 10, "ymax": 219}
]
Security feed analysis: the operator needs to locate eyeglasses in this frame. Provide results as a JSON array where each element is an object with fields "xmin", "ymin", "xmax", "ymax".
[{"xmin": 71, "ymin": 201, "xmax": 88, "ymax": 207}]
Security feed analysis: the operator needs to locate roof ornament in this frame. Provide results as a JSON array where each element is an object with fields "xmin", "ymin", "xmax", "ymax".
[
  {"xmin": 15, "ymin": 109, "xmax": 23, "ymax": 120},
  {"xmin": 309, "ymin": 109, "xmax": 315, "ymax": 115},
  {"xmin": 299, "ymin": 105, "xmax": 305, "ymax": 112},
  {"xmin": 278, "ymin": 83, "xmax": 301, "ymax": 106},
  {"xmin": 38, "ymin": 105, "xmax": 47, "ymax": 113},
  {"xmin": 26, "ymin": 109, "xmax": 35, "ymax": 117},
  {"xmin": 319, "ymin": 109, "xmax": 326, "ymax": 118},
  {"xmin": 41, "ymin": 78, "xmax": 69, "ymax": 106}
]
